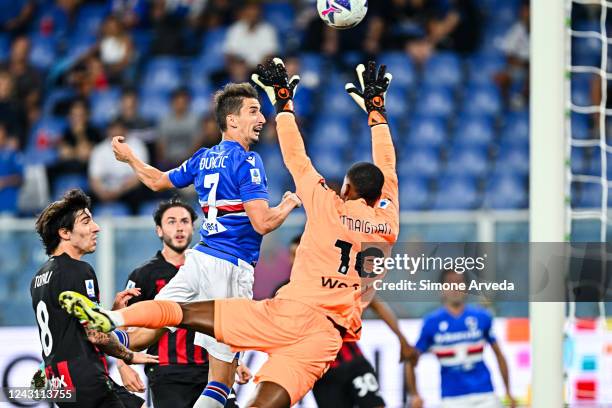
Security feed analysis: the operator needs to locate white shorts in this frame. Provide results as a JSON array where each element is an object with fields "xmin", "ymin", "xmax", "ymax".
[
  {"xmin": 441, "ymin": 392, "xmax": 501, "ymax": 408},
  {"xmin": 155, "ymin": 249, "xmax": 254, "ymax": 362}
]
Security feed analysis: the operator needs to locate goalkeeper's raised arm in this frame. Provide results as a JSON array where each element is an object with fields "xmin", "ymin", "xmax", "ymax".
[
  {"xmin": 345, "ymin": 61, "xmax": 399, "ymax": 210},
  {"xmin": 251, "ymin": 58, "xmax": 320, "ymax": 189}
]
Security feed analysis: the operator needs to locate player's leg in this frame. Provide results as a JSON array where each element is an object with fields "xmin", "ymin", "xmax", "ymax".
[
  {"xmin": 244, "ymin": 381, "xmax": 291, "ymax": 408},
  {"xmin": 312, "ymin": 367, "xmax": 352, "ymax": 408},
  {"xmin": 346, "ymin": 357, "xmax": 385, "ymax": 408}
]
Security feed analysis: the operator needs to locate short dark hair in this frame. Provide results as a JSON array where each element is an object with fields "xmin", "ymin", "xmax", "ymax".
[
  {"xmin": 213, "ymin": 83, "xmax": 259, "ymax": 132},
  {"xmin": 171, "ymin": 86, "xmax": 191, "ymax": 100},
  {"xmin": 290, "ymin": 235, "xmax": 301, "ymax": 246},
  {"xmin": 153, "ymin": 196, "xmax": 198, "ymax": 227},
  {"xmin": 440, "ymin": 268, "xmax": 467, "ymax": 284},
  {"xmin": 35, "ymin": 189, "xmax": 92, "ymax": 255},
  {"xmin": 346, "ymin": 162, "xmax": 384, "ymax": 206}
]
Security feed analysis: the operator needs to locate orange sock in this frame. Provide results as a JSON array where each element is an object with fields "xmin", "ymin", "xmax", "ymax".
[{"xmin": 118, "ymin": 300, "xmax": 183, "ymax": 328}]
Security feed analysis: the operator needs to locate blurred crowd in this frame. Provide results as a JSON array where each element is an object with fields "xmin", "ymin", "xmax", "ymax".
[{"xmin": 0, "ymin": 0, "xmax": 536, "ymax": 216}]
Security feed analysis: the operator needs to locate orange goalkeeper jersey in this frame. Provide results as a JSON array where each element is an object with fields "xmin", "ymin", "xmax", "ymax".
[{"xmin": 274, "ymin": 113, "xmax": 399, "ymax": 341}]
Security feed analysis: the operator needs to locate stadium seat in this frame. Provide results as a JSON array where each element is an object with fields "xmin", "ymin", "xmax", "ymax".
[
  {"xmin": 263, "ymin": 3, "xmax": 294, "ymax": 38},
  {"xmin": 310, "ymin": 114, "xmax": 352, "ymax": 150},
  {"xmin": 483, "ymin": 173, "xmax": 528, "ymax": 209},
  {"xmin": 495, "ymin": 144, "xmax": 529, "ymax": 176},
  {"xmin": 24, "ymin": 118, "xmax": 65, "ymax": 165},
  {"xmin": 405, "ymin": 115, "xmax": 448, "ymax": 147},
  {"xmin": 51, "ymin": 174, "xmax": 89, "ymax": 201},
  {"xmin": 42, "ymin": 87, "xmax": 76, "ymax": 117},
  {"xmin": 570, "ymin": 73, "xmax": 593, "ymax": 108},
  {"xmin": 131, "ymin": 29, "xmax": 152, "ymax": 59},
  {"xmin": 453, "ymin": 115, "xmax": 495, "ymax": 148},
  {"xmin": 90, "ymin": 88, "xmax": 121, "ymax": 127},
  {"xmin": 570, "ymin": 147, "xmax": 586, "ymax": 174},
  {"xmin": 399, "ymin": 176, "xmax": 430, "ymax": 210},
  {"xmin": 445, "ymin": 146, "xmax": 490, "ymax": 177},
  {"xmin": 414, "ymin": 86, "xmax": 455, "ymax": 118},
  {"xmin": 298, "ymin": 53, "xmax": 324, "ymax": 88},
  {"xmin": 138, "ymin": 200, "xmax": 163, "ymax": 217},
  {"xmin": 499, "ymin": 110, "xmax": 529, "ymax": 146},
  {"xmin": 311, "ymin": 150, "xmax": 348, "ymax": 181},
  {"xmin": 423, "ymin": 52, "xmax": 463, "ymax": 88},
  {"xmin": 461, "ymin": 84, "xmax": 502, "ymax": 116},
  {"xmin": 432, "ymin": 175, "xmax": 480, "ymax": 210},
  {"xmin": 74, "ymin": 4, "xmax": 108, "ymax": 39},
  {"xmin": 138, "ymin": 89, "xmax": 170, "ymax": 122},
  {"xmin": 323, "ymin": 85, "xmax": 357, "ymax": 116},
  {"xmin": 196, "ymin": 28, "xmax": 228, "ymax": 74},
  {"xmin": 379, "ymin": 52, "xmax": 415, "ymax": 89},
  {"xmin": 0, "ymin": 301, "xmax": 35, "ymax": 326},
  {"xmin": 190, "ymin": 85, "xmax": 213, "ymax": 117},
  {"xmin": 385, "ymin": 87, "xmax": 409, "ymax": 117},
  {"xmin": 142, "ymin": 58, "xmax": 183, "ymax": 93},
  {"xmin": 399, "ymin": 147, "xmax": 441, "ymax": 178},
  {"xmin": 571, "ymin": 21, "xmax": 601, "ymax": 67},
  {"xmin": 571, "ymin": 112, "xmax": 591, "ymax": 140},
  {"xmin": 94, "ymin": 202, "xmax": 131, "ymax": 217},
  {"xmin": 293, "ymin": 86, "xmax": 314, "ymax": 118},
  {"xmin": 0, "ymin": 233, "xmax": 22, "ymax": 275},
  {"xmin": 574, "ymin": 182, "xmax": 601, "ymax": 208},
  {"xmin": 466, "ymin": 52, "xmax": 506, "ymax": 86},
  {"xmin": 0, "ymin": 33, "xmax": 10, "ymax": 61},
  {"xmin": 28, "ymin": 34, "xmax": 57, "ymax": 70},
  {"xmin": 64, "ymin": 34, "xmax": 97, "ymax": 62}
]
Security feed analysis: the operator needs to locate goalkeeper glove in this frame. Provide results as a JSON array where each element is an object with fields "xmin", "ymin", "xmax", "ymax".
[
  {"xmin": 252, "ymin": 58, "xmax": 300, "ymax": 114},
  {"xmin": 345, "ymin": 61, "xmax": 393, "ymax": 127}
]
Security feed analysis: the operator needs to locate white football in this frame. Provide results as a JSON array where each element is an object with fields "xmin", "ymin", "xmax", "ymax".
[{"xmin": 317, "ymin": 0, "xmax": 368, "ymax": 30}]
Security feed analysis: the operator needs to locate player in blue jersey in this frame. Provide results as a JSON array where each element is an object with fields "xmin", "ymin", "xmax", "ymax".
[
  {"xmin": 406, "ymin": 269, "xmax": 516, "ymax": 408},
  {"xmin": 110, "ymin": 82, "xmax": 302, "ymax": 408}
]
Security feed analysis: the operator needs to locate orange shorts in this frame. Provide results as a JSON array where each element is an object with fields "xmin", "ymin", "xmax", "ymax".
[{"xmin": 214, "ymin": 297, "xmax": 343, "ymax": 405}]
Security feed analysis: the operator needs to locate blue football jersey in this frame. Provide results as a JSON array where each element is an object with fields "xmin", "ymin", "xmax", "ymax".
[
  {"xmin": 415, "ymin": 305, "xmax": 496, "ymax": 398},
  {"xmin": 168, "ymin": 140, "xmax": 269, "ymax": 265}
]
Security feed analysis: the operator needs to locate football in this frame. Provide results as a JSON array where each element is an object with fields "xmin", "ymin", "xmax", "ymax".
[{"xmin": 317, "ymin": 0, "xmax": 368, "ymax": 30}]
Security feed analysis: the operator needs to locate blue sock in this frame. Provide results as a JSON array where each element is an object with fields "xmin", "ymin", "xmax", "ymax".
[{"xmin": 194, "ymin": 381, "xmax": 230, "ymax": 408}]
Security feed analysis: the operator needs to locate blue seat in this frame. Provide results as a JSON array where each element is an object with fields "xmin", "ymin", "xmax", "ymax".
[
  {"xmin": 138, "ymin": 200, "xmax": 163, "ymax": 216},
  {"xmin": 138, "ymin": 90, "xmax": 170, "ymax": 122},
  {"xmin": 64, "ymin": 34, "xmax": 97, "ymax": 62},
  {"xmin": 299, "ymin": 53, "xmax": 324, "ymax": 88},
  {"xmin": 52, "ymin": 174, "xmax": 89, "ymax": 200},
  {"xmin": 495, "ymin": 144, "xmax": 529, "ymax": 175},
  {"xmin": 571, "ymin": 73, "xmax": 593, "ymax": 108},
  {"xmin": 445, "ymin": 146, "xmax": 489, "ymax": 177},
  {"xmin": 196, "ymin": 28, "xmax": 228, "ymax": 74},
  {"xmin": 90, "ymin": 88, "xmax": 121, "ymax": 127},
  {"xmin": 500, "ymin": 110, "xmax": 529, "ymax": 146},
  {"xmin": 571, "ymin": 22, "xmax": 601, "ymax": 66},
  {"xmin": 574, "ymin": 183, "xmax": 601, "ymax": 208},
  {"xmin": 94, "ymin": 202, "xmax": 131, "ymax": 216},
  {"xmin": 190, "ymin": 85, "xmax": 213, "ymax": 117},
  {"xmin": 466, "ymin": 52, "xmax": 506, "ymax": 86},
  {"xmin": 28, "ymin": 34, "xmax": 57, "ymax": 70},
  {"xmin": 312, "ymin": 151, "xmax": 347, "ymax": 181},
  {"xmin": 415, "ymin": 86, "xmax": 455, "ymax": 118},
  {"xmin": 0, "ymin": 301, "xmax": 35, "ymax": 326},
  {"xmin": 379, "ymin": 52, "xmax": 415, "ymax": 88},
  {"xmin": 385, "ymin": 87, "xmax": 409, "ymax": 116},
  {"xmin": 484, "ymin": 173, "xmax": 527, "ymax": 209},
  {"xmin": 399, "ymin": 147, "xmax": 441, "ymax": 178},
  {"xmin": 142, "ymin": 58, "xmax": 182, "ymax": 92},
  {"xmin": 311, "ymin": 115, "xmax": 352, "ymax": 150},
  {"xmin": 293, "ymin": 86, "xmax": 314, "ymax": 117},
  {"xmin": 570, "ymin": 147, "xmax": 586, "ymax": 174},
  {"xmin": 406, "ymin": 116, "xmax": 447, "ymax": 147},
  {"xmin": 461, "ymin": 84, "xmax": 502, "ymax": 116},
  {"xmin": 453, "ymin": 115, "xmax": 495, "ymax": 147},
  {"xmin": 42, "ymin": 87, "xmax": 76, "ymax": 117},
  {"xmin": 131, "ymin": 29, "xmax": 152, "ymax": 59},
  {"xmin": 432, "ymin": 175, "xmax": 480, "ymax": 210},
  {"xmin": 323, "ymin": 86, "xmax": 357, "ymax": 116},
  {"xmin": 423, "ymin": 52, "xmax": 462, "ymax": 88},
  {"xmin": 75, "ymin": 4, "xmax": 108, "ymax": 39},
  {"xmin": 399, "ymin": 177, "xmax": 430, "ymax": 210},
  {"xmin": 488, "ymin": 0, "xmax": 520, "ymax": 25},
  {"xmin": 0, "ymin": 33, "xmax": 10, "ymax": 61},
  {"xmin": 570, "ymin": 112, "xmax": 591, "ymax": 140},
  {"xmin": 25, "ymin": 118, "xmax": 65, "ymax": 165},
  {"xmin": 263, "ymin": 3, "xmax": 294, "ymax": 37}
]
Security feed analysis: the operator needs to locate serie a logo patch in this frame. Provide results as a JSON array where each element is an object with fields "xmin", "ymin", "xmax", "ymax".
[
  {"xmin": 250, "ymin": 168, "xmax": 262, "ymax": 184},
  {"xmin": 85, "ymin": 279, "xmax": 95, "ymax": 297}
]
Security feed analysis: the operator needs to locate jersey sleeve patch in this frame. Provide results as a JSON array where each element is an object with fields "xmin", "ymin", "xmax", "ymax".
[
  {"xmin": 85, "ymin": 279, "xmax": 96, "ymax": 298},
  {"xmin": 125, "ymin": 280, "xmax": 136, "ymax": 290}
]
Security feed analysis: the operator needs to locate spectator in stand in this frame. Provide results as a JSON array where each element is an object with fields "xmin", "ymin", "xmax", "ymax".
[
  {"xmin": 193, "ymin": 0, "xmax": 233, "ymax": 31},
  {"xmin": 69, "ymin": 56, "xmax": 109, "ymax": 98},
  {"xmin": 1, "ymin": 0, "xmax": 35, "ymax": 35},
  {"xmin": 35, "ymin": 0, "xmax": 80, "ymax": 42},
  {"xmin": 150, "ymin": 0, "xmax": 206, "ymax": 55},
  {"xmin": 496, "ymin": 0, "xmax": 529, "ymax": 110},
  {"xmin": 223, "ymin": 1, "xmax": 278, "ymax": 68},
  {"xmin": 366, "ymin": 0, "xmax": 480, "ymax": 64},
  {"xmin": 98, "ymin": 15, "xmax": 135, "ymax": 84},
  {"xmin": 106, "ymin": 0, "xmax": 149, "ymax": 29},
  {"xmin": 156, "ymin": 87, "xmax": 199, "ymax": 169},
  {"xmin": 4, "ymin": 36, "xmax": 42, "ymax": 128},
  {"xmin": 48, "ymin": 99, "xmax": 102, "ymax": 183},
  {"xmin": 192, "ymin": 113, "xmax": 221, "ymax": 153},
  {"xmin": 113, "ymin": 88, "xmax": 156, "ymax": 163},
  {"xmin": 0, "ymin": 123, "xmax": 24, "ymax": 215},
  {"xmin": 89, "ymin": 119, "xmax": 149, "ymax": 213},
  {"xmin": 0, "ymin": 70, "xmax": 26, "ymax": 150}
]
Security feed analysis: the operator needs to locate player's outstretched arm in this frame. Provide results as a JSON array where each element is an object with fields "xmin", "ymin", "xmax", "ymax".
[
  {"xmin": 346, "ymin": 61, "xmax": 398, "ymax": 205},
  {"xmin": 368, "ymin": 297, "xmax": 418, "ymax": 365},
  {"xmin": 112, "ymin": 136, "xmax": 173, "ymax": 191},
  {"xmin": 252, "ymin": 58, "xmax": 318, "ymax": 181},
  {"xmin": 244, "ymin": 191, "xmax": 301, "ymax": 235},
  {"xmin": 491, "ymin": 342, "xmax": 517, "ymax": 407}
]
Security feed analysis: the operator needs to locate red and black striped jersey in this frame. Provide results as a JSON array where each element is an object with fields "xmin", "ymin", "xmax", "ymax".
[
  {"xmin": 126, "ymin": 251, "xmax": 208, "ymax": 367},
  {"xmin": 329, "ymin": 341, "xmax": 364, "ymax": 369},
  {"xmin": 30, "ymin": 253, "xmax": 109, "ymax": 389}
]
